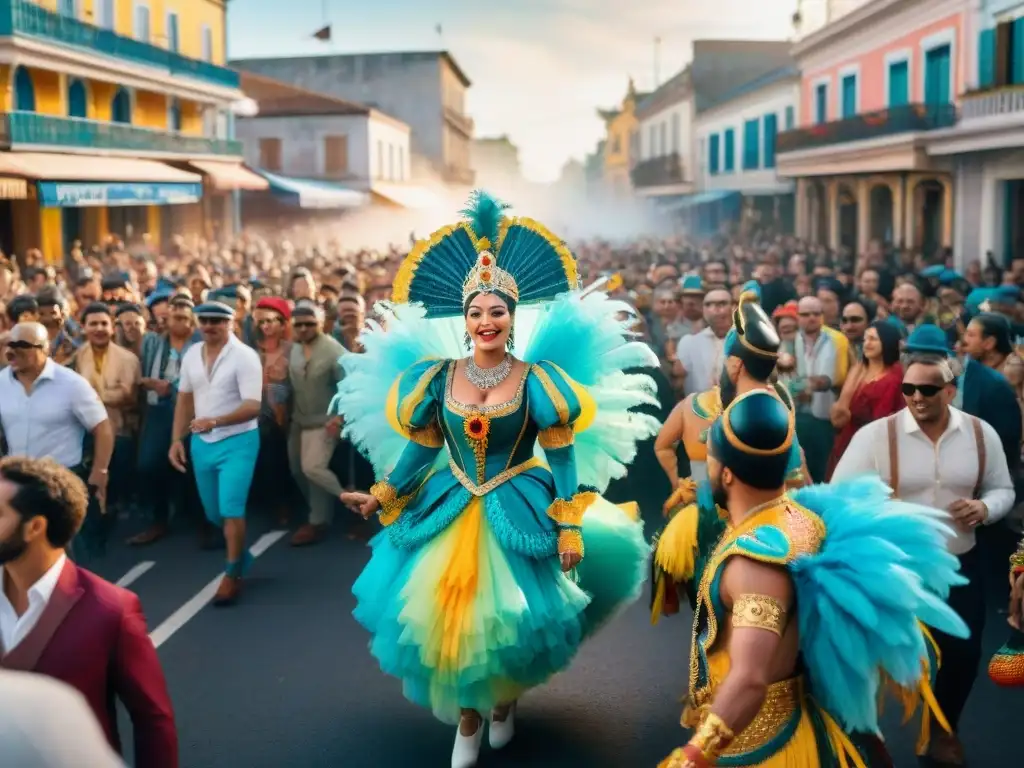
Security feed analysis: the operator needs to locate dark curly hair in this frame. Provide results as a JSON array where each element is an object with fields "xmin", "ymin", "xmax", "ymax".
[{"xmin": 0, "ymin": 457, "xmax": 88, "ymax": 549}]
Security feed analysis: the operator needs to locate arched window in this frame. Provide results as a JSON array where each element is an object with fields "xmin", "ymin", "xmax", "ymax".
[
  {"xmin": 14, "ymin": 67, "xmax": 35, "ymax": 112},
  {"xmin": 67, "ymin": 79, "xmax": 87, "ymax": 118},
  {"xmin": 111, "ymin": 87, "xmax": 131, "ymax": 124},
  {"xmin": 167, "ymin": 98, "xmax": 182, "ymax": 132}
]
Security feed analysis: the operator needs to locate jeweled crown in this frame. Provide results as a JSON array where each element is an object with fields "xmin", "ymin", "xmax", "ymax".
[{"xmin": 461, "ymin": 249, "xmax": 520, "ymax": 305}]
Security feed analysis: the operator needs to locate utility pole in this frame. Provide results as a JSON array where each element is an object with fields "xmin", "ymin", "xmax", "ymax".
[{"xmin": 654, "ymin": 36, "xmax": 662, "ymax": 89}]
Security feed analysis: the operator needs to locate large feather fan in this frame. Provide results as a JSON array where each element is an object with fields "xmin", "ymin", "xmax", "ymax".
[{"xmin": 789, "ymin": 476, "xmax": 969, "ymax": 734}]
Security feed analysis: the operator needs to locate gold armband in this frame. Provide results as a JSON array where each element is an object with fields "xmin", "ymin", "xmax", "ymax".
[
  {"xmin": 732, "ymin": 593, "xmax": 786, "ymax": 636},
  {"xmin": 547, "ymin": 492, "xmax": 593, "ymax": 528},
  {"xmin": 557, "ymin": 528, "xmax": 584, "ymax": 558},
  {"xmin": 538, "ymin": 424, "xmax": 575, "ymax": 450},
  {"xmin": 369, "ymin": 481, "xmax": 413, "ymax": 526},
  {"xmin": 408, "ymin": 422, "xmax": 444, "ymax": 448},
  {"xmin": 690, "ymin": 712, "xmax": 735, "ymax": 761}
]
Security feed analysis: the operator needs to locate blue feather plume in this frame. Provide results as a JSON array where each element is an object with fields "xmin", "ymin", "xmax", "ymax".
[
  {"xmin": 460, "ymin": 189, "xmax": 508, "ymax": 245},
  {"xmin": 788, "ymin": 475, "xmax": 969, "ymax": 734}
]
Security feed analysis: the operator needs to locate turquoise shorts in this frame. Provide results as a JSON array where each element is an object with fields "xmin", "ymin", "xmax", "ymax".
[{"xmin": 190, "ymin": 429, "xmax": 260, "ymax": 523}]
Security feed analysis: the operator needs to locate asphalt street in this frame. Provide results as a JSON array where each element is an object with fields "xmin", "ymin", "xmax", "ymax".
[{"xmin": 91, "ymin": 502, "xmax": 1019, "ymax": 768}]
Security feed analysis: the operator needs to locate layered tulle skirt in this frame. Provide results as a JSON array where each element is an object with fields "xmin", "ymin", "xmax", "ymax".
[{"xmin": 353, "ymin": 483, "xmax": 647, "ymax": 724}]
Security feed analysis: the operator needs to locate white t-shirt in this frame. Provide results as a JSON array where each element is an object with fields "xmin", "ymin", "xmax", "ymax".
[{"xmin": 178, "ymin": 335, "xmax": 263, "ymax": 443}]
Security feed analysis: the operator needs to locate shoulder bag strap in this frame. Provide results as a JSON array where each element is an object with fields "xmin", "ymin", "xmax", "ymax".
[
  {"xmin": 971, "ymin": 416, "xmax": 987, "ymax": 499},
  {"xmin": 887, "ymin": 414, "xmax": 900, "ymax": 499}
]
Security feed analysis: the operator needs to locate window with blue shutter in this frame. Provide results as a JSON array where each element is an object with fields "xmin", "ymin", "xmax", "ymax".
[
  {"xmin": 785, "ymin": 105, "xmax": 795, "ymax": 130},
  {"xmin": 763, "ymin": 113, "xmax": 777, "ymax": 169},
  {"xmin": 815, "ymin": 83, "xmax": 828, "ymax": 124},
  {"xmin": 709, "ymin": 133, "xmax": 720, "ymax": 175},
  {"xmin": 724, "ymin": 128, "xmax": 735, "ymax": 173},
  {"xmin": 979, "ymin": 28, "xmax": 995, "ymax": 88},
  {"xmin": 1014, "ymin": 18, "xmax": 1024, "ymax": 84},
  {"xmin": 742, "ymin": 119, "xmax": 760, "ymax": 170},
  {"xmin": 925, "ymin": 44, "xmax": 952, "ymax": 105},
  {"xmin": 841, "ymin": 74, "xmax": 857, "ymax": 118},
  {"xmin": 888, "ymin": 60, "xmax": 909, "ymax": 107}
]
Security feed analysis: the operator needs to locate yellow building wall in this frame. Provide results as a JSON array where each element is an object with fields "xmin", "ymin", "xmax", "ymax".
[
  {"xmin": 179, "ymin": 100, "xmax": 204, "ymax": 135},
  {"xmin": 135, "ymin": 91, "xmax": 169, "ymax": 130},
  {"xmin": 29, "ymin": 69, "xmax": 63, "ymax": 115},
  {"xmin": 39, "ymin": 208, "xmax": 62, "ymax": 265},
  {"xmin": 91, "ymin": 81, "xmax": 116, "ymax": 121},
  {"xmin": 0, "ymin": 65, "xmax": 9, "ymax": 112}
]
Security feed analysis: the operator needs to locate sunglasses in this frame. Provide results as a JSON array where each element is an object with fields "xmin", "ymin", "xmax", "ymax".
[
  {"xmin": 7, "ymin": 340, "xmax": 44, "ymax": 350},
  {"xmin": 841, "ymin": 315, "xmax": 866, "ymax": 323},
  {"xmin": 901, "ymin": 383, "xmax": 945, "ymax": 398},
  {"xmin": 292, "ymin": 321, "xmax": 317, "ymax": 329}
]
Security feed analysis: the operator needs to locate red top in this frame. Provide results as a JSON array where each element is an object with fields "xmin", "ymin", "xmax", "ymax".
[{"xmin": 827, "ymin": 364, "xmax": 905, "ymax": 479}]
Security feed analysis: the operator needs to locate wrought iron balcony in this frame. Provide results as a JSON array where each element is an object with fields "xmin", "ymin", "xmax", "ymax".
[
  {"xmin": 776, "ymin": 103, "xmax": 957, "ymax": 153},
  {"xmin": 961, "ymin": 86, "xmax": 1024, "ymax": 121},
  {"xmin": 0, "ymin": 0, "xmax": 240, "ymax": 90},
  {"xmin": 0, "ymin": 112, "xmax": 242, "ymax": 157},
  {"xmin": 631, "ymin": 152, "xmax": 684, "ymax": 187}
]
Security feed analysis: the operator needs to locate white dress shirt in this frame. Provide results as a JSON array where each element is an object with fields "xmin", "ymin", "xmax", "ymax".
[
  {"xmin": 831, "ymin": 407, "xmax": 1015, "ymax": 555},
  {"xmin": 178, "ymin": 334, "xmax": 263, "ymax": 443},
  {"xmin": 0, "ymin": 554, "xmax": 67, "ymax": 653},
  {"xmin": 0, "ymin": 360, "xmax": 108, "ymax": 467},
  {"xmin": 0, "ymin": 669, "xmax": 125, "ymax": 767},
  {"xmin": 677, "ymin": 327, "xmax": 726, "ymax": 397},
  {"xmin": 794, "ymin": 331, "xmax": 837, "ymax": 420}
]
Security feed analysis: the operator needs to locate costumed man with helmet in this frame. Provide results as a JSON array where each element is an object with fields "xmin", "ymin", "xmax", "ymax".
[
  {"xmin": 651, "ymin": 289, "xmax": 809, "ymax": 612},
  {"xmin": 656, "ymin": 390, "xmax": 968, "ymax": 767}
]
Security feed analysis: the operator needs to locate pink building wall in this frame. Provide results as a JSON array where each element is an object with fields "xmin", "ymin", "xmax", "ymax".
[{"xmin": 799, "ymin": 12, "xmax": 964, "ymax": 126}]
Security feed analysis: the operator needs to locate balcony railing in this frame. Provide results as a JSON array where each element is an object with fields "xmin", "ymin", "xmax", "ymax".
[
  {"xmin": 0, "ymin": 112, "xmax": 242, "ymax": 157},
  {"xmin": 776, "ymin": 103, "xmax": 957, "ymax": 153},
  {"xmin": 0, "ymin": 0, "xmax": 240, "ymax": 90},
  {"xmin": 961, "ymin": 86, "xmax": 1024, "ymax": 120},
  {"xmin": 631, "ymin": 152, "xmax": 684, "ymax": 187}
]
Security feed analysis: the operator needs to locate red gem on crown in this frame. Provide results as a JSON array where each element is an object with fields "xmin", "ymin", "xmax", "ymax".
[{"xmin": 480, "ymin": 254, "xmax": 492, "ymax": 266}]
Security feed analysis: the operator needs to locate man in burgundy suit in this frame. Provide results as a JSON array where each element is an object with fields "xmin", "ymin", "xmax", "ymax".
[{"xmin": 0, "ymin": 456, "xmax": 178, "ymax": 768}]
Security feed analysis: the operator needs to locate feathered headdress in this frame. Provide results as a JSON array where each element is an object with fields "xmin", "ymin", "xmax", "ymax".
[{"xmin": 392, "ymin": 190, "xmax": 581, "ymax": 317}]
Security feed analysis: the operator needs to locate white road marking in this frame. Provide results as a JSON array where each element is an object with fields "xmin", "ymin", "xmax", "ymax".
[
  {"xmin": 148, "ymin": 531, "xmax": 287, "ymax": 649},
  {"xmin": 116, "ymin": 561, "xmax": 155, "ymax": 588}
]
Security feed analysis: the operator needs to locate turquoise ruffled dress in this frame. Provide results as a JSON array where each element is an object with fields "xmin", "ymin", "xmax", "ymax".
[{"xmin": 352, "ymin": 358, "xmax": 648, "ymax": 724}]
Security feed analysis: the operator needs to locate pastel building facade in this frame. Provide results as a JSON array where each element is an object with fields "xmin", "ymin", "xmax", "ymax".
[
  {"xmin": 778, "ymin": 0, "xmax": 964, "ymax": 257},
  {"xmin": 927, "ymin": 0, "xmax": 1024, "ymax": 267}
]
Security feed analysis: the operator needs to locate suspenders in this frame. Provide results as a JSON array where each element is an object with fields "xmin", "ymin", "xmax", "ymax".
[{"xmin": 886, "ymin": 413, "xmax": 986, "ymax": 500}]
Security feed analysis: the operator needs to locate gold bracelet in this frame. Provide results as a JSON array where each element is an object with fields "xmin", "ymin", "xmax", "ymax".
[
  {"xmin": 369, "ymin": 481, "xmax": 412, "ymax": 526},
  {"xmin": 732, "ymin": 593, "xmax": 787, "ymax": 636},
  {"xmin": 690, "ymin": 712, "xmax": 734, "ymax": 761},
  {"xmin": 557, "ymin": 528, "xmax": 584, "ymax": 558}
]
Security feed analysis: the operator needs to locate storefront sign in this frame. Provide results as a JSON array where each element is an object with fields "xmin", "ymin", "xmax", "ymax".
[
  {"xmin": 0, "ymin": 177, "xmax": 29, "ymax": 199},
  {"xmin": 37, "ymin": 182, "xmax": 203, "ymax": 208}
]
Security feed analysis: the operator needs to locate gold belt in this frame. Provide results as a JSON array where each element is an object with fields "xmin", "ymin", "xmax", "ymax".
[
  {"xmin": 684, "ymin": 676, "xmax": 802, "ymax": 756},
  {"xmin": 448, "ymin": 457, "xmax": 543, "ymax": 496}
]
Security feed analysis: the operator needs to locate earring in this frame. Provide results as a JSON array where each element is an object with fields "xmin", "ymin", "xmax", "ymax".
[
  {"xmin": 464, "ymin": 332, "xmax": 472, "ymax": 350},
  {"xmin": 506, "ymin": 327, "xmax": 515, "ymax": 351}
]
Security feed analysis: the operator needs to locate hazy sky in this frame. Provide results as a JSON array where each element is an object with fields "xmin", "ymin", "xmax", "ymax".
[{"xmin": 227, "ymin": 0, "xmax": 796, "ymax": 182}]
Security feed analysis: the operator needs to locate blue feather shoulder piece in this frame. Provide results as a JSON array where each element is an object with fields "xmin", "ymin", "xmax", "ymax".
[
  {"xmin": 787, "ymin": 475, "xmax": 969, "ymax": 734},
  {"xmin": 519, "ymin": 290, "xmax": 661, "ymax": 492}
]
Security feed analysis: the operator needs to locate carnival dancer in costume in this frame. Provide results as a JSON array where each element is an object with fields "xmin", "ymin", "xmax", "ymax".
[
  {"xmin": 332, "ymin": 192, "xmax": 659, "ymax": 768},
  {"xmin": 651, "ymin": 293, "xmax": 808, "ymax": 610},
  {"xmin": 987, "ymin": 538, "xmax": 1024, "ymax": 687},
  {"xmin": 657, "ymin": 390, "xmax": 969, "ymax": 768}
]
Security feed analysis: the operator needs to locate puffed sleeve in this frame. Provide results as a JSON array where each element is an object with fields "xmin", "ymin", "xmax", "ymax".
[
  {"xmin": 370, "ymin": 360, "xmax": 447, "ymax": 525},
  {"xmin": 527, "ymin": 361, "xmax": 593, "ymax": 559}
]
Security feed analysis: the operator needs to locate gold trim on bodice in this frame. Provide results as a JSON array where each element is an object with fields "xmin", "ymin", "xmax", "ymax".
[
  {"xmin": 444, "ymin": 361, "xmax": 530, "ymax": 417},
  {"xmin": 448, "ymin": 456, "xmax": 542, "ymax": 496}
]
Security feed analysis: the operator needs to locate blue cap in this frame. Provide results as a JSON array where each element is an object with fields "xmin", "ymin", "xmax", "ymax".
[
  {"xmin": 920, "ymin": 265, "xmax": 946, "ymax": 279},
  {"xmin": 992, "ymin": 285, "xmax": 1021, "ymax": 305},
  {"xmin": 966, "ymin": 287, "xmax": 998, "ymax": 312},
  {"xmin": 904, "ymin": 323, "xmax": 951, "ymax": 356},
  {"xmin": 194, "ymin": 301, "xmax": 235, "ymax": 319},
  {"xmin": 679, "ymin": 274, "xmax": 704, "ymax": 294},
  {"xmin": 938, "ymin": 269, "xmax": 962, "ymax": 285},
  {"xmin": 145, "ymin": 290, "xmax": 172, "ymax": 309}
]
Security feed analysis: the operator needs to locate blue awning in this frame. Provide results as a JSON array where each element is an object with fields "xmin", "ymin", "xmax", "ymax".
[
  {"xmin": 662, "ymin": 189, "xmax": 740, "ymax": 212},
  {"xmin": 259, "ymin": 170, "xmax": 368, "ymax": 209},
  {"xmin": 37, "ymin": 181, "xmax": 202, "ymax": 208}
]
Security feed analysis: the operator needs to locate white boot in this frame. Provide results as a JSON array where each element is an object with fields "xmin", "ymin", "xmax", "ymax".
[
  {"xmin": 452, "ymin": 718, "xmax": 484, "ymax": 768},
  {"xmin": 488, "ymin": 703, "xmax": 516, "ymax": 750}
]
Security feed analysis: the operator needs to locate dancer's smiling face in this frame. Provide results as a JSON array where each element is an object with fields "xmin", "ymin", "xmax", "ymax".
[{"xmin": 465, "ymin": 292, "xmax": 511, "ymax": 352}]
